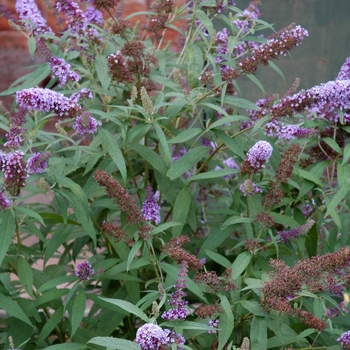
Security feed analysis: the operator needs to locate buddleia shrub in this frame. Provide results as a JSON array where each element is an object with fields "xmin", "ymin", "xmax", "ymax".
[{"xmin": 0, "ymin": 0, "xmax": 350, "ymax": 349}]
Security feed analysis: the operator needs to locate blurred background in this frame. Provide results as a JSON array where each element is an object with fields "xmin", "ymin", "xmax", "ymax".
[{"xmin": 0, "ymin": 0, "xmax": 349, "ymax": 108}]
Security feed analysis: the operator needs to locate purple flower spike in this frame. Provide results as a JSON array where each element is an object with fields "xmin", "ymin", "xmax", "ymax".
[
  {"xmin": 135, "ymin": 323, "xmax": 170, "ymax": 350},
  {"xmin": 85, "ymin": 7, "xmax": 103, "ymax": 26},
  {"xmin": 337, "ymin": 57, "xmax": 350, "ymax": 81},
  {"xmin": 49, "ymin": 56, "xmax": 81, "ymax": 87},
  {"xmin": 75, "ymin": 260, "xmax": 94, "ymax": 280},
  {"xmin": 73, "ymin": 113, "xmax": 102, "ymax": 135},
  {"xmin": 337, "ymin": 330, "xmax": 350, "ymax": 349},
  {"xmin": 278, "ymin": 219, "xmax": 315, "ymax": 243},
  {"xmin": 16, "ymin": 0, "xmax": 53, "ymax": 35},
  {"xmin": 16, "ymin": 88, "xmax": 77, "ymax": 118},
  {"xmin": 142, "ymin": 186, "xmax": 161, "ymax": 225},
  {"xmin": 27, "ymin": 151, "xmax": 51, "ymax": 174},
  {"xmin": 2, "ymin": 151, "xmax": 27, "ymax": 190},
  {"xmin": 161, "ymin": 261, "xmax": 189, "ymax": 321}
]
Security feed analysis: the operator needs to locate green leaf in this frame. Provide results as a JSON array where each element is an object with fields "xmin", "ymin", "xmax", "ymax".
[
  {"xmin": 127, "ymin": 240, "xmax": 143, "ymax": 271},
  {"xmin": 204, "ymin": 249, "xmax": 231, "ymax": 268},
  {"xmin": 44, "ymin": 344, "xmax": 85, "ymax": 350},
  {"xmin": 164, "ymin": 96, "xmax": 188, "ymax": 121},
  {"xmin": 160, "ymin": 320, "xmax": 214, "ymax": 330},
  {"xmin": 154, "ymin": 122, "xmax": 172, "ymax": 165},
  {"xmin": 294, "ymin": 167, "xmax": 323, "ymax": 187},
  {"xmin": 99, "ymin": 297, "xmax": 150, "ymax": 322},
  {"xmin": 337, "ymin": 162, "xmax": 350, "ymax": 188},
  {"xmin": 150, "ymin": 222, "xmax": 182, "ymax": 235},
  {"xmin": 222, "ymin": 216, "xmax": 253, "ymax": 229},
  {"xmin": 0, "ymin": 210, "xmax": 15, "ymax": 266},
  {"xmin": 195, "ymin": 10, "xmax": 214, "ymax": 37},
  {"xmin": 231, "ymin": 252, "xmax": 251, "ymax": 280},
  {"xmin": 250, "ymin": 316, "xmax": 267, "ymax": 350},
  {"xmin": 218, "ymin": 295, "xmax": 234, "ymax": 350},
  {"xmin": 246, "ymin": 74, "xmax": 264, "ymax": 93},
  {"xmin": 70, "ymin": 289, "xmax": 86, "ymax": 337},
  {"xmin": 16, "ymin": 206, "xmax": 46, "ymax": 226},
  {"xmin": 172, "ymin": 186, "xmax": 191, "ymax": 236},
  {"xmin": 166, "ymin": 146, "xmax": 209, "ymax": 180},
  {"xmin": 0, "ymin": 64, "xmax": 51, "ymax": 96},
  {"xmin": 207, "ymin": 115, "xmax": 247, "ymax": 130},
  {"xmin": 199, "ymin": 226, "xmax": 234, "ymax": 256},
  {"xmin": 186, "ymin": 169, "xmax": 237, "ymax": 183},
  {"xmin": 0, "ymin": 294, "xmax": 32, "ymax": 327},
  {"xmin": 39, "ymin": 306, "xmax": 64, "ymax": 343},
  {"xmin": 133, "ymin": 144, "xmax": 168, "ymax": 175},
  {"xmin": 322, "ymin": 137, "xmax": 343, "ymax": 155},
  {"xmin": 213, "ymin": 130, "xmax": 245, "ymax": 159},
  {"xmin": 38, "ymin": 275, "xmax": 77, "ymax": 293},
  {"xmin": 87, "ymin": 337, "xmax": 141, "ymax": 350},
  {"xmin": 238, "ymin": 300, "xmax": 265, "ymax": 316},
  {"xmin": 44, "ymin": 224, "xmax": 74, "ymax": 265},
  {"xmin": 268, "ymin": 212, "xmax": 300, "ymax": 228},
  {"xmin": 223, "ymin": 95, "xmax": 260, "ymax": 110},
  {"xmin": 99, "ymin": 129, "xmax": 127, "ymax": 182},
  {"xmin": 96, "ymin": 54, "xmax": 111, "ymax": 92},
  {"xmin": 187, "ymin": 43, "xmax": 204, "ymax": 88},
  {"xmin": 342, "ymin": 144, "xmax": 350, "ymax": 165},
  {"xmin": 168, "ymin": 128, "xmax": 202, "ymax": 144},
  {"xmin": 28, "ymin": 37, "xmax": 36, "ymax": 60},
  {"xmin": 56, "ymin": 175, "xmax": 96, "ymax": 245},
  {"xmin": 324, "ymin": 184, "xmax": 350, "ymax": 218},
  {"xmin": 17, "ymin": 256, "xmax": 34, "ymax": 297},
  {"xmin": 305, "ymin": 221, "xmax": 318, "ymax": 258},
  {"xmin": 268, "ymin": 61, "xmax": 285, "ymax": 81}
]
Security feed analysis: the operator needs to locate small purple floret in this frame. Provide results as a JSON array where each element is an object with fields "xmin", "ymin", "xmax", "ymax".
[
  {"xmin": 142, "ymin": 186, "xmax": 161, "ymax": 225},
  {"xmin": 27, "ymin": 152, "xmax": 50, "ymax": 174},
  {"xmin": 49, "ymin": 56, "xmax": 81, "ymax": 87},
  {"xmin": 337, "ymin": 330, "xmax": 350, "ymax": 349},
  {"xmin": 0, "ymin": 191, "xmax": 11, "ymax": 210},
  {"xmin": 75, "ymin": 260, "xmax": 94, "ymax": 280},
  {"xmin": 73, "ymin": 113, "xmax": 102, "ymax": 135}
]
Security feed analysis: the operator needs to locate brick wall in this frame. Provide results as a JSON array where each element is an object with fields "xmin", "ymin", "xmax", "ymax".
[{"xmin": 0, "ymin": 0, "xmax": 184, "ymax": 108}]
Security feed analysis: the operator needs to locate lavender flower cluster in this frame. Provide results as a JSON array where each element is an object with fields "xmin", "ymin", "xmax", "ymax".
[
  {"xmin": 16, "ymin": 88, "xmax": 101, "ymax": 135},
  {"xmin": 265, "ymin": 120, "xmax": 316, "ymax": 140},
  {"xmin": 49, "ymin": 57, "xmax": 81, "ymax": 87},
  {"xmin": 142, "ymin": 186, "xmax": 161, "ymax": 225},
  {"xmin": 161, "ymin": 261, "xmax": 189, "ymax": 321},
  {"xmin": 75, "ymin": 260, "xmax": 94, "ymax": 281},
  {"xmin": 338, "ymin": 330, "xmax": 350, "ymax": 349},
  {"xmin": 278, "ymin": 219, "xmax": 315, "ymax": 243},
  {"xmin": 135, "ymin": 323, "xmax": 185, "ymax": 350},
  {"xmin": 242, "ymin": 140, "xmax": 273, "ymax": 173},
  {"xmin": 16, "ymin": 0, "xmax": 53, "ymax": 35}
]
